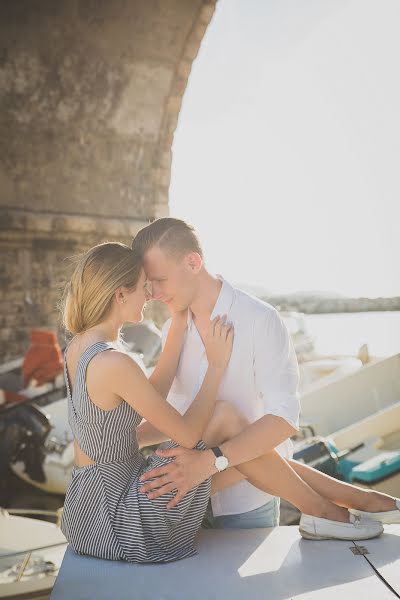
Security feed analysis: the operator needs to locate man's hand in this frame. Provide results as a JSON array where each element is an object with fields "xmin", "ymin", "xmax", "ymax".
[{"xmin": 139, "ymin": 446, "xmax": 216, "ymax": 509}]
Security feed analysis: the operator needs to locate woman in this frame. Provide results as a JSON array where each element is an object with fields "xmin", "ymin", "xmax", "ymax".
[
  {"xmin": 60, "ymin": 241, "xmax": 234, "ymax": 563},
  {"xmin": 60, "ymin": 242, "xmax": 398, "ymax": 563}
]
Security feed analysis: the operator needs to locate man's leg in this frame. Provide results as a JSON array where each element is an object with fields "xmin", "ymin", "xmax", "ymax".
[
  {"xmin": 202, "ymin": 402, "xmax": 396, "ymax": 521},
  {"xmin": 202, "ymin": 401, "xmax": 352, "ymax": 523},
  {"xmin": 201, "ymin": 497, "xmax": 280, "ymax": 530}
]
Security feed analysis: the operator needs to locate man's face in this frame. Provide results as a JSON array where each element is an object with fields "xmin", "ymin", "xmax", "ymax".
[{"xmin": 143, "ymin": 245, "xmax": 199, "ymax": 312}]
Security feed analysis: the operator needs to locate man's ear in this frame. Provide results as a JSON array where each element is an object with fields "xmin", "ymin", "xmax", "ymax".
[{"xmin": 185, "ymin": 252, "xmax": 202, "ymax": 273}]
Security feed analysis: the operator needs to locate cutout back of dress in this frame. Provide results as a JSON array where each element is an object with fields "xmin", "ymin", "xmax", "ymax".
[{"xmin": 63, "ymin": 341, "xmax": 142, "ymax": 465}]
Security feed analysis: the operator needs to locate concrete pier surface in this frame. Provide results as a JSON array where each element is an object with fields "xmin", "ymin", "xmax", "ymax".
[{"xmin": 51, "ymin": 525, "xmax": 400, "ymax": 600}]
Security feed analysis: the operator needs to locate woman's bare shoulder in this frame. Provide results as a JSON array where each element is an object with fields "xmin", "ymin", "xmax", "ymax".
[{"xmin": 91, "ymin": 349, "xmax": 144, "ymax": 379}]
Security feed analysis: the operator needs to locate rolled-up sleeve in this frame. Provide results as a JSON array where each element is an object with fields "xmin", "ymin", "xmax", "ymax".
[{"xmin": 253, "ymin": 309, "xmax": 300, "ymax": 431}]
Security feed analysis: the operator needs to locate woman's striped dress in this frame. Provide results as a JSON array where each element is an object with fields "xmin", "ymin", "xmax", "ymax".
[{"xmin": 60, "ymin": 341, "xmax": 212, "ymax": 563}]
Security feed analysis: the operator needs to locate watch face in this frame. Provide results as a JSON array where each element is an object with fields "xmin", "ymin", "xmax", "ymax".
[{"xmin": 215, "ymin": 456, "xmax": 229, "ymax": 471}]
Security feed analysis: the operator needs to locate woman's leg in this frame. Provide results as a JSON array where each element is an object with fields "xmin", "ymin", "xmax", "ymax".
[
  {"xmin": 202, "ymin": 402, "xmax": 396, "ymax": 521},
  {"xmin": 287, "ymin": 459, "xmax": 396, "ymax": 512},
  {"xmin": 202, "ymin": 402, "xmax": 350, "ymax": 522}
]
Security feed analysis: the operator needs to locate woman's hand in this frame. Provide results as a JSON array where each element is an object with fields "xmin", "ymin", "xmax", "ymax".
[
  {"xmin": 139, "ymin": 446, "xmax": 217, "ymax": 509},
  {"xmin": 204, "ymin": 315, "xmax": 234, "ymax": 371}
]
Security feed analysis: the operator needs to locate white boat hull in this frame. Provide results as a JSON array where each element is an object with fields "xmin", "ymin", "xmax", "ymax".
[
  {"xmin": 299, "ymin": 356, "xmax": 363, "ymax": 393},
  {"xmin": 10, "ymin": 352, "xmax": 148, "ymax": 495},
  {"xmin": 300, "ymin": 353, "xmax": 400, "ymax": 437},
  {"xmin": 0, "ymin": 512, "xmax": 67, "ymax": 600},
  {"xmin": 330, "ymin": 401, "xmax": 400, "ymax": 496}
]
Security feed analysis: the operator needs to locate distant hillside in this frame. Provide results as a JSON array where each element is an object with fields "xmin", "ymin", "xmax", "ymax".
[
  {"xmin": 236, "ymin": 285, "xmax": 345, "ymax": 299},
  {"xmin": 280, "ymin": 290, "xmax": 345, "ymax": 299},
  {"xmin": 261, "ymin": 294, "xmax": 400, "ymax": 314},
  {"xmin": 234, "ymin": 283, "xmax": 400, "ymax": 313},
  {"xmin": 235, "ymin": 283, "xmax": 272, "ymax": 297}
]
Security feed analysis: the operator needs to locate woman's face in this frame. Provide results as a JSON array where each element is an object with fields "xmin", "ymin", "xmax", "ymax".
[{"xmin": 123, "ymin": 269, "xmax": 151, "ymax": 323}]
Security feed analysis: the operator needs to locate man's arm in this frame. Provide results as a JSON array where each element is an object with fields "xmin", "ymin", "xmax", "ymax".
[
  {"xmin": 138, "ymin": 308, "xmax": 300, "ymax": 505},
  {"xmin": 219, "ymin": 414, "xmax": 297, "ymax": 466},
  {"xmin": 220, "ymin": 308, "xmax": 300, "ymax": 462},
  {"xmin": 138, "ymin": 413, "xmax": 297, "ymax": 508}
]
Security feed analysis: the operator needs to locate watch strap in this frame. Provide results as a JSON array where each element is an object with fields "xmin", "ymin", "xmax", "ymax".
[{"xmin": 211, "ymin": 446, "xmax": 223, "ymax": 458}]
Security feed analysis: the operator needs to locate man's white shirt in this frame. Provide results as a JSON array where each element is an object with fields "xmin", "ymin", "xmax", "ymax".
[{"xmin": 161, "ymin": 275, "xmax": 301, "ymax": 517}]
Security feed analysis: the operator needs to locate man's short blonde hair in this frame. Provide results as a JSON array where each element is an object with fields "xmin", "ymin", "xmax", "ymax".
[{"xmin": 132, "ymin": 218, "xmax": 203, "ymax": 261}]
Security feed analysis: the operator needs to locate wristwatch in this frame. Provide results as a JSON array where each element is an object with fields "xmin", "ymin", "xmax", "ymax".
[{"xmin": 211, "ymin": 446, "xmax": 229, "ymax": 472}]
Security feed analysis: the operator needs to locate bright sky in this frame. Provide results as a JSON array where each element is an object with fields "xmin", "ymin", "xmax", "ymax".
[{"xmin": 169, "ymin": 0, "xmax": 400, "ymax": 297}]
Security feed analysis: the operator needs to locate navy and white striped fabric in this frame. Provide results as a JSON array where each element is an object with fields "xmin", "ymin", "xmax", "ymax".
[{"xmin": 60, "ymin": 341, "xmax": 211, "ymax": 563}]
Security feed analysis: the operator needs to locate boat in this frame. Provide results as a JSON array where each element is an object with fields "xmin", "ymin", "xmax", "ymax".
[
  {"xmin": 280, "ymin": 354, "xmax": 400, "ymax": 525},
  {"xmin": 0, "ymin": 329, "xmax": 67, "ymax": 412},
  {"xmin": 329, "ymin": 400, "xmax": 400, "ymax": 495},
  {"xmin": 282, "ymin": 401, "xmax": 400, "ymax": 526},
  {"xmin": 7, "ymin": 351, "xmax": 147, "ymax": 495},
  {"xmin": 299, "ymin": 353, "xmax": 400, "ymax": 437},
  {"xmin": 7, "ymin": 398, "xmax": 73, "ymax": 496},
  {"xmin": 298, "ymin": 355, "xmax": 363, "ymax": 393},
  {"xmin": 0, "ymin": 403, "xmax": 52, "ymax": 488},
  {"xmin": 293, "ymin": 400, "xmax": 400, "ymax": 497},
  {"xmin": 0, "ymin": 508, "xmax": 67, "ymax": 600},
  {"xmin": 120, "ymin": 320, "xmax": 162, "ymax": 367},
  {"xmin": 280, "ymin": 311, "xmax": 315, "ymax": 356}
]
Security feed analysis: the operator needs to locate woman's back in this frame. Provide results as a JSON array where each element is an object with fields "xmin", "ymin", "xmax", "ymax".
[
  {"xmin": 60, "ymin": 340, "xmax": 211, "ymax": 563},
  {"xmin": 64, "ymin": 340, "xmax": 142, "ymax": 465}
]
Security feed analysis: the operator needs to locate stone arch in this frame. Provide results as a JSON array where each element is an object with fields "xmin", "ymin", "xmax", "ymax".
[
  {"xmin": 152, "ymin": 1, "xmax": 217, "ymax": 218},
  {"xmin": 0, "ymin": 0, "xmax": 217, "ymax": 360}
]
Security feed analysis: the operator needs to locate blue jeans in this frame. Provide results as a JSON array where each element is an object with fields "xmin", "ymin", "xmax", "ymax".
[{"xmin": 201, "ymin": 497, "xmax": 280, "ymax": 529}]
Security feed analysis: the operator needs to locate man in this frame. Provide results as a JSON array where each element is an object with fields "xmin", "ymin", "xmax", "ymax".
[{"xmin": 133, "ymin": 217, "xmax": 300, "ymax": 529}]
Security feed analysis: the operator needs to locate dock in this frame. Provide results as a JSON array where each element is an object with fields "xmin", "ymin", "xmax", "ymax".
[{"xmin": 50, "ymin": 525, "xmax": 400, "ymax": 599}]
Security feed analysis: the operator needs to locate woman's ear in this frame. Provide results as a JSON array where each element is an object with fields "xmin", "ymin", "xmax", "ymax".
[{"xmin": 115, "ymin": 287, "xmax": 126, "ymax": 305}]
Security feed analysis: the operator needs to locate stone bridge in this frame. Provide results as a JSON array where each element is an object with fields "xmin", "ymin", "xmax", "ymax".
[{"xmin": 0, "ymin": 0, "xmax": 216, "ymax": 360}]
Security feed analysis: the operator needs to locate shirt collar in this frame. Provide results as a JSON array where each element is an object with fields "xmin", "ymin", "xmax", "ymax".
[{"xmin": 187, "ymin": 275, "xmax": 235, "ymax": 328}]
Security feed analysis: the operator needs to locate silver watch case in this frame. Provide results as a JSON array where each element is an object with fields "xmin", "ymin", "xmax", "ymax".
[{"xmin": 215, "ymin": 455, "xmax": 229, "ymax": 472}]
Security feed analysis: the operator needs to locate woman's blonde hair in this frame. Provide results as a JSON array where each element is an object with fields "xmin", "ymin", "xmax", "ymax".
[{"xmin": 61, "ymin": 242, "xmax": 142, "ymax": 335}]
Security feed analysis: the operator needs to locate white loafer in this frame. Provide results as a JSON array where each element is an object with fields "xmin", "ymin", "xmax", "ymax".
[
  {"xmin": 299, "ymin": 512, "xmax": 384, "ymax": 541},
  {"xmin": 348, "ymin": 497, "xmax": 400, "ymax": 524}
]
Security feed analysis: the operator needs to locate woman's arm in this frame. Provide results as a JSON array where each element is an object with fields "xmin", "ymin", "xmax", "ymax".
[
  {"xmin": 136, "ymin": 420, "xmax": 168, "ymax": 449},
  {"xmin": 98, "ymin": 316, "xmax": 233, "ymax": 449},
  {"xmin": 138, "ymin": 311, "xmax": 187, "ymax": 447},
  {"xmin": 147, "ymin": 311, "xmax": 187, "ymax": 398}
]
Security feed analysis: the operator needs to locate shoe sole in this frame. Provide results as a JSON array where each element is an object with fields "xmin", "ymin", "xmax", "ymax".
[{"xmin": 299, "ymin": 528, "xmax": 383, "ymax": 541}]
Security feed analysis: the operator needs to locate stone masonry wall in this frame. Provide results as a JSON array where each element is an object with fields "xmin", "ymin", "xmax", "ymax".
[{"xmin": 0, "ymin": 0, "xmax": 217, "ymax": 361}]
